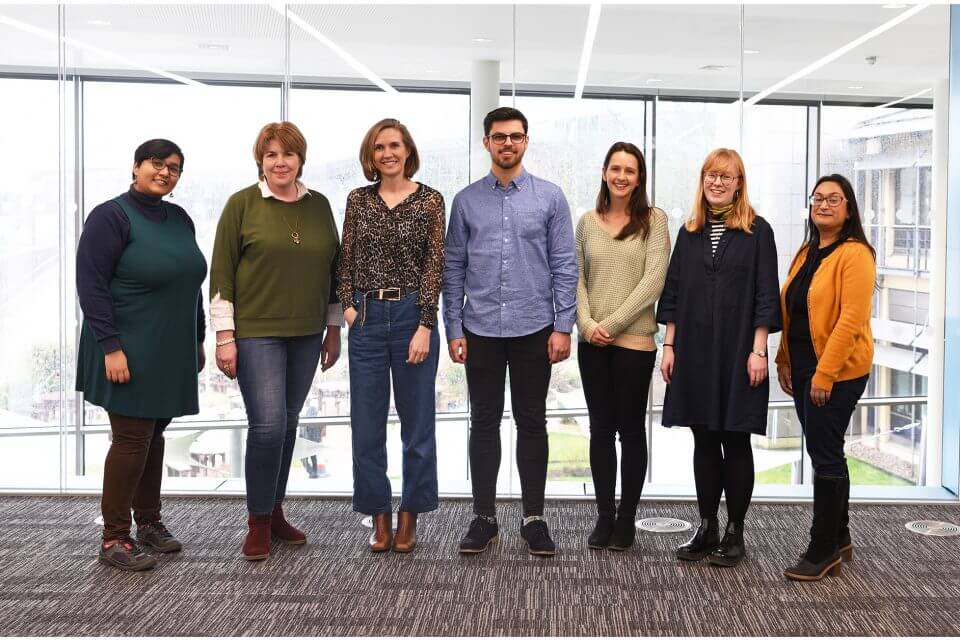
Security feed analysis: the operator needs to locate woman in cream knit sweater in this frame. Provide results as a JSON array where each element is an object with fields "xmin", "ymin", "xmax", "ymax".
[{"xmin": 576, "ymin": 141, "xmax": 670, "ymax": 551}]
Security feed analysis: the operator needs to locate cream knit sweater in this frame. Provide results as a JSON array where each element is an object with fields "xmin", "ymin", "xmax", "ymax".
[{"xmin": 575, "ymin": 208, "xmax": 670, "ymax": 350}]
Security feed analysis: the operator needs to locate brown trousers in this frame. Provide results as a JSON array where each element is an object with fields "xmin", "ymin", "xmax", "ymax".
[{"xmin": 102, "ymin": 413, "xmax": 171, "ymax": 540}]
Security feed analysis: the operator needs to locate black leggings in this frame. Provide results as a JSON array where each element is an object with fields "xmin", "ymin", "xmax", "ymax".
[{"xmin": 691, "ymin": 427, "xmax": 754, "ymax": 522}]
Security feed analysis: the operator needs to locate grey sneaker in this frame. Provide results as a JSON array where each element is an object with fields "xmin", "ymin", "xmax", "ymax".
[
  {"xmin": 98, "ymin": 537, "xmax": 157, "ymax": 571},
  {"xmin": 136, "ymin": 521, "xmax": 183, "ymax": 553}
]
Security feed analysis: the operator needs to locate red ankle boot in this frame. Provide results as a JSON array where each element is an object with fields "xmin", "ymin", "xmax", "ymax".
[
  {"xmin": 272, "ymin": 504, "xmax": 307, "ymax": 545},
  {"xmin": 242, "ymin": 513, "xmax": 272, "ymax": 561}
]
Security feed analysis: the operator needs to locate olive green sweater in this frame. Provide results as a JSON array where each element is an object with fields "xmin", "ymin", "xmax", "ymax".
[{"xmin": 209, "ymin": 184, "xmax": 340, "ymax": 338}]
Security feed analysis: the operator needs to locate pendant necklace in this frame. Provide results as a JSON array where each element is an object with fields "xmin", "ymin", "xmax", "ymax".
[{"xmin": 280, "ymin": 211, "xmax": 302, "ymax": 245}]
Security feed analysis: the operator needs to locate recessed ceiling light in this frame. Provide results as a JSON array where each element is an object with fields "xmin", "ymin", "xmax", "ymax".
[
  {"xmin": 882, "ymin": 3, "xmax": 907, "ymax": 8},
  {"xmin": 699, "ymin": 64, "xmax": 733, "ymax": 72},
  {"xmin": 646, "ymin": 78, "xmax": 663, "ymax": 83},
  {"xmin": 198, "ymin": 43, "xmax": 230, "ymax": 51},
  {"xmin": 85, "ymin": 19, "xmax": 111, "ymax": 26},
  {"xmin": 743, "ymin": 49, "xmax": 760, "ymax": 55},
  {"xmin": 471, "ymin": 37, "xmax": 492, "ymax": 43},
  {"xmin": 848, "ymin": 85, "xmax": 864, "ymax": 89}
]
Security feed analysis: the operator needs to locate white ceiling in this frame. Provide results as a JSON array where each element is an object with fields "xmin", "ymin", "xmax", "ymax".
[{"xmin": 0, "ymin": 4, "xmax": 948, "ymax": 101}]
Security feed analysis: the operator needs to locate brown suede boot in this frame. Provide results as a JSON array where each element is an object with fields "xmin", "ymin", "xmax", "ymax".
[
  {"xmin": 369, "ymin": 512, "xmax": 393, "ymax": 553},
  {"xmin": 393, "ymin": 511, "xmax": 417, "ymax": 553},
  {"xmin": 242, "ymin": 513, "xmax": 272, "ymax": 561},
  {"xmin": 271, "ymin": 504, "xmax": 306, "ymax": 545}
]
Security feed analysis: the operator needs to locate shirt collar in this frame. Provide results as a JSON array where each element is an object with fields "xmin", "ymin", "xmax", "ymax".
[
  {"xmin": 484, "ymin": 167, "xmax": 529, "ymax": 192},
  {"xmin": 258, "ymin": 179, "xmax": 310, "ymax": 201}
]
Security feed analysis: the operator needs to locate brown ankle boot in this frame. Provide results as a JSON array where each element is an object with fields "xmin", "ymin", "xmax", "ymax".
[
  {"xmin": 393, "ymin": 511, "xmax": 417, "ymax": 552},
  {"xmin": 242, "ymin": 513, "xmax": 272, "ymax": 561},
  {"xmin": 271, "ymin": 504, "xmax": 306, "ymax": 545},
  {"xmin": 369, "ymin": 512, "xmax": 393, "ymax": 553}
]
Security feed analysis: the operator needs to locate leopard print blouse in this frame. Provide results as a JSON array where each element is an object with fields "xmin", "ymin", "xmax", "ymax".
[{"xmin": 337, "ymin": 183, "xmax": 446, "ymax": 327}]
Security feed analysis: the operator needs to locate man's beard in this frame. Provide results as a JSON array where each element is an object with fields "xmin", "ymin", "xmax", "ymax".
[{"xmin": 493, "ymin": 149, "xmax": 523, "ymax": 170}]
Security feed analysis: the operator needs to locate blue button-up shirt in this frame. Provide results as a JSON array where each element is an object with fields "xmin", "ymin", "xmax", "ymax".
[{"xmin": 442, "ymin": 169, "xmax": 578, "ymax": 340}]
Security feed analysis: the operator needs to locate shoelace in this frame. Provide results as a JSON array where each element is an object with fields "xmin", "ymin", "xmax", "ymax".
[{"xmin": 148, "ymin": 521, "xmax": 172, "ymax": 537}]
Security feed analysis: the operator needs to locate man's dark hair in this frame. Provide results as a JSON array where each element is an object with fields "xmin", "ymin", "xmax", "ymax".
[
  {"xmin": 483, "ymin": 107, "xmax": 528, "ymax": 136},
  {"xmin": 132, "ymin": 139, "xmax": 184, "ymax": 180}
]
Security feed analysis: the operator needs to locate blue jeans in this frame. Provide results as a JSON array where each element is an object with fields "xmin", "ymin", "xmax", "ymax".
[
  {"xmin": 236, "ymin": 333, "xmax": 323, "ymax": 515},
  {"xmin": 349, "ymin": 291, "xmax": 439, "ymax": 515}
]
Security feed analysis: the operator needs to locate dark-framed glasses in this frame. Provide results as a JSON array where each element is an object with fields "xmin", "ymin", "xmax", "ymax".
[
  {"xmin": 703, "ymin": 171, "xmax": 737, "ymax": 186},
  {"xmin": 150, "ymin": 158, "xmax": 182, "ymax": 177},
  {"xmin": 809, "ymin": 194, "xmax": 846, "ymax": 207},
  {"xmin": 487, "ymin": 132, "xmax": 527, "ymax": 145}
]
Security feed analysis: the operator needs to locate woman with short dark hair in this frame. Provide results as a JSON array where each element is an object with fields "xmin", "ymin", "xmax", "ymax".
[
  {"xmin": 77, "ymin": 138, "xmax": 207, "ymax": 571},
  {"xmin": 777, "ymin": 174, "xmax": 876, "ymax": 581},
  {"xmin": 210, "ymin": 121, "xmax": 343, "ymax": 562},
  {"xmin": 340, "ymin": 118, "xmax": 445, "ymax": 553}
]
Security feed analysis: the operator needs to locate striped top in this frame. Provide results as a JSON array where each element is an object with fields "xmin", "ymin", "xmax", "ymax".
[
  {"xmin": 575, "ymin": 208, "xmax": 670, "ymax": 350},
  {"xmin": 708, "ymin": 219, "xmax": 725, "ymax": 255}
]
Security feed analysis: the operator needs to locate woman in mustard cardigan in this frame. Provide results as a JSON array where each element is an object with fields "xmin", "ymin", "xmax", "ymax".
[{"xmin": 775, "ymin": 173, "xmax": 876, "ymax": 582}]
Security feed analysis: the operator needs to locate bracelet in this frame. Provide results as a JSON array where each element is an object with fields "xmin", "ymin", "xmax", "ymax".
[
  {"xmin": 662, "ymin": 343, "xmax": 673, "ymax": 348},
  {"xmin": 216, "ymin": 337, "xmax": 236, "ymax": 347},
  {"xmin": 751, "ymin": 349, "xmax": 767, "ymax": 358}
]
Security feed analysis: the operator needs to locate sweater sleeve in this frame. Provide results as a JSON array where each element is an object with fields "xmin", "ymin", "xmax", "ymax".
[
  {"xmin": 209, "ymin": 192, "xmax": 244, "ymax": 307},
  {"xmin": 575, "ymin": 214, "xmax": 598, "ymax": 341},
  {"xmin": 599, "ymin": 209, "xmax": 671, "ymax": 337},
  {"xmin": 812, "ymin": 246, "xmax": 876, "ymax": 392},
  {"xmin": 417, "ymin": 190, "xmax": 446, "ymax": 328},
  {"xmin": 76, "ymin": 201, "xmax": 129, "ymax": 354}
]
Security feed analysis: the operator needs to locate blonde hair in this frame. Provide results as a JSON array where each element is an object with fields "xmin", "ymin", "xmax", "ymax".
[
  {"xmin": 359, "ymin": 118, "xmax": 420, "ymax": 182},
  {"xmin": 253, "ymin": 121, "xmax": 307, "ymax": 179},
  {"xmin": 686, "ymin": 148, "xmax": 756, "ymax": 234}
]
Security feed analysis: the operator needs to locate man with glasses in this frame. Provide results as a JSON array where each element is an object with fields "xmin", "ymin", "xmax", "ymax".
[{"xmin": 443, "ymin": 107, "xmax": 578, "ymax": 556}]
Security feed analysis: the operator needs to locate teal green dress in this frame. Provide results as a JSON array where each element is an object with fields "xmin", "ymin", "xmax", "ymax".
[{"xmin": 76, "ymin": 196, "xmax": 208, "ymax": 418}]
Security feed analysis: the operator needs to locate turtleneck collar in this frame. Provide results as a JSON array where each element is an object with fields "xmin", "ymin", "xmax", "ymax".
[{"xmin": 708, "ymin": 202, "xmax": 734, "ymax": 221}]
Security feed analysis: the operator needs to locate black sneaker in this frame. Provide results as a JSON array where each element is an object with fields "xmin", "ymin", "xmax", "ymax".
[
  {"xmin": 98, "ymin": 537, "xmax": 157, "ymax": 571},
  {"xmin": 587, "ymin": 516, "xmax": 615, "ymax": 549},
  {"xmin": 459, "ymin": 516, "xmax": 499, "ymax": 554},
  {"xmin": 520, "ymin": 518, "xmax": 556, "ymax": 556},
  {"xmin": 136, "ymin": 521, "xmax": 183, "ymax": 553}
]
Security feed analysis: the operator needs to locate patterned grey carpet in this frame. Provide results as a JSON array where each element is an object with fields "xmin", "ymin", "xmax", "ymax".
[{"xmin": 0, "ymin": 495, "xmax": 958, "ymax": 636}]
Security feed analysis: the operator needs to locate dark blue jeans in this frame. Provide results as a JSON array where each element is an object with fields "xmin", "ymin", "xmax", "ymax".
[
  {"xmin": 236, "ymin": 333, "xmax": 323, "ymax": 515},
  {"xmin": 348, "ymin": 291, "xmax": 439, "ymax": 515}
]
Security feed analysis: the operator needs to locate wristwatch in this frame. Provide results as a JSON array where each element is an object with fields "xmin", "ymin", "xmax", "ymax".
[{"xmin": 751, "ymin": 349, "xmax": 767, "ymax": 358}]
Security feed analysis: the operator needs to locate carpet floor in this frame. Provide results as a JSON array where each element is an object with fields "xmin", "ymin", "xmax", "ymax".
[{"xmin": 0, "ymin": 495, "xmax": 958, "ymax": 636}]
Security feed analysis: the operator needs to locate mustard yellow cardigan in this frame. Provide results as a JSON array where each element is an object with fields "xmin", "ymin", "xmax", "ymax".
[{"xmin": 775, "ymin": 239, "xmax": 876, "ymax": 391}]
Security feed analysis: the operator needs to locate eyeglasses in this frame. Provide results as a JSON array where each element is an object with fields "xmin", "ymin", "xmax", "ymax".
[
  {"xmin": 487, "ymin": 132, "xmax": 527, "ymax": 145},
  {"xmin": 809, "ymin": 194, "xmax": 846, "ymax": 207},
  {"xmin": 149, "ymin": 158, "xmax": 182, "ymax": 177},
  {"xmin": 703, "ymin": 172, "xmax": 738, "ymax": 186}
]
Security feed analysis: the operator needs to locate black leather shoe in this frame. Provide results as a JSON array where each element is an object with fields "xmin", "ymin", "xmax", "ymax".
[
  {"xmin": 459, "ymin": 516, "xmax": 499, "ymax": 554},
  {"xmin": 784, "ymin": 552, "xmax": 842, "ymax": 581},
  {"xmin": 707, "ymin": 521, "xmax": 746, "ymax": 567},
  {"xmin": 587, "ymin": 516, "xmax": 615, "ymax": 550},
  {"xmin": 607, "ymin": 516, "xmax": 636, "ymax": 552},
  {"xmin": 520, "ymin": 519, "xmax": 556, "ymax": 556},
  {"xmin": 676, "ymin": 517, "xmax": 720, "ymax": 561}
]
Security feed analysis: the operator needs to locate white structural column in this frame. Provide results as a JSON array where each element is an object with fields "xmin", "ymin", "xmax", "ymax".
[
  {"xmin": 470, "ymin": 60, "xmax": 500, "ymax": 182},
  {"xmin": 927, "ymin": 78, "xmax": 949, "ymax": 487}
]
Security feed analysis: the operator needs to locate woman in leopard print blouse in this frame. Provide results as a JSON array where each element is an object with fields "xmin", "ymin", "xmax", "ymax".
[{"xmin": 337, "ymin": 118, "xmax": 445, "ymax": 554}]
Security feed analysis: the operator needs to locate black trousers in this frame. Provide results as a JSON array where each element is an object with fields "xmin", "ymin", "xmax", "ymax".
[
  {"xmin": 792, "ymin": 368, "xmax": 869, "ymax": 476},
  {"xmin": 691, "ymin": 427, "xmax": 754, "ymax": 522},
  {"xmin": 464, "ymin": 325, "xmax": 553, "ymax": 518},
  {"xmin": 578, "ymin": 343, "xmax": 655, "ymax": 519}
]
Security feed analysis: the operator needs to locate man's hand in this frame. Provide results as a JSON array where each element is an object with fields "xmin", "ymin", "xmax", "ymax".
[
  {"xmin": 547, "ymin": 331, "xmax": 571, "ymax": 364},
  {"xmin": 448, "ymin": 337, "xmax": 467, "ymax": 364}
]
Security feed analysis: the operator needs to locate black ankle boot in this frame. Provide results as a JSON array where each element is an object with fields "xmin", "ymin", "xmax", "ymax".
[
  {"xmin": 676, "ymin": 517, "xmax": 720, "ymax": 561},
  {"xmin": 707, "ymin": 520, "xmax": 746, "ymax": 567},
  {"xmin": 588, "ymin": 516, "xmax": 615, "ymax": 549},
  {"xmin": 785, "ymin": 474, "xmax": 845, "ymax": 581},
  {"xmin": 607, "ymin": 515, "xmax": 636, "ymax": 551},
  {"xmin": 837, "ymin": 475, "xmax": 853, "ymax": 561}
]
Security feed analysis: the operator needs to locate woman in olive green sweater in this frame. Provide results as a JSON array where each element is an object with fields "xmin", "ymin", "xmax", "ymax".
[
  {"xmin": 576, "ymin": 141, "xmax": 670, "ymax": 551},
  {"xmin": 209, "ymin": 122, "xmax": 343, "ymax": 561}
]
